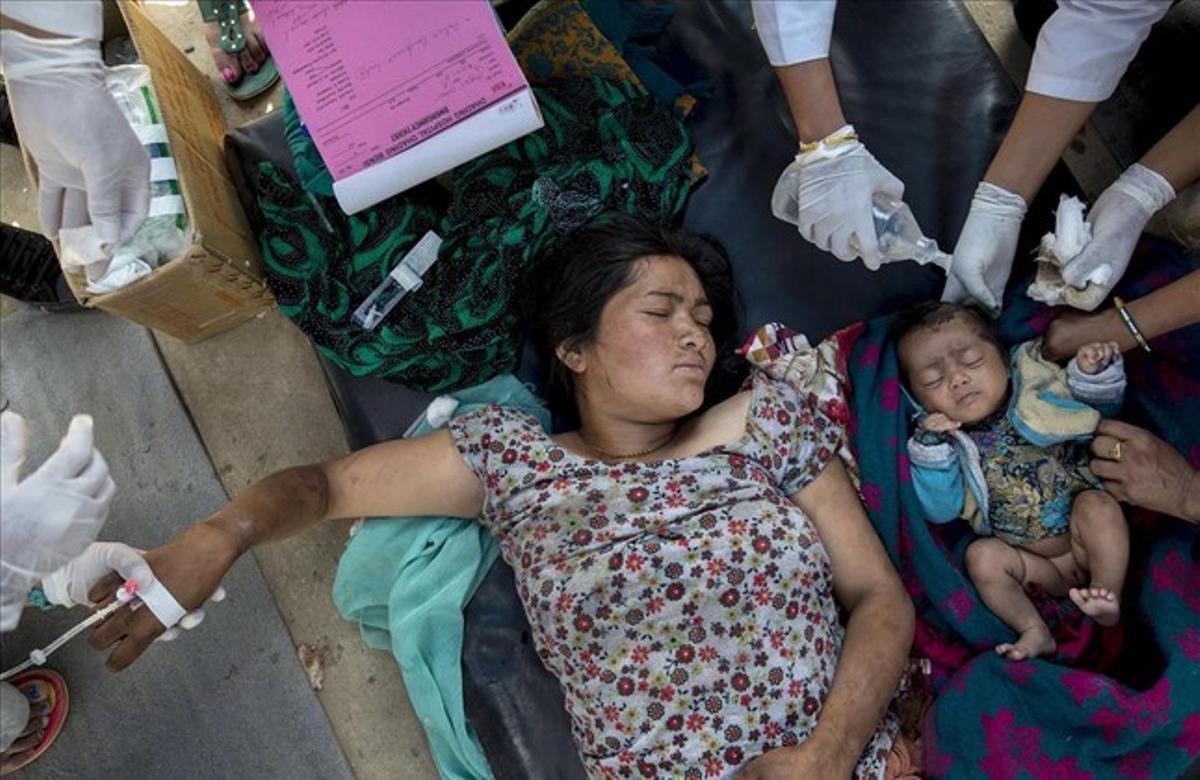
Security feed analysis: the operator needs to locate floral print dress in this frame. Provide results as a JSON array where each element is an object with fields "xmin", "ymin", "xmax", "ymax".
[{"xmin": 449, "ymin": 330, "xmax": 900, "ymax": 779}]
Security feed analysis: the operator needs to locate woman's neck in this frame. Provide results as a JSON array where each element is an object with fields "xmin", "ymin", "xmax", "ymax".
[{"xmin": 576, "ymin": 413, "xmax": 678, "ymax": 460}]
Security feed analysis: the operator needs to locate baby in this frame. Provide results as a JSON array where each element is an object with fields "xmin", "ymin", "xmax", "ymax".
[{"xmin": 895, "ymin": 302, "xmax": 1128, "ymax": 661}]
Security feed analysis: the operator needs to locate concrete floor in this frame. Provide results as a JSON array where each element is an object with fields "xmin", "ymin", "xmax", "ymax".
[
  {"xmin": 0, "ymin": 304, "xmax": 353, "ymax": 779},
  {"xmin": 1, "ymin": 2, "xmax": 437, "ymax": 778},
  {"xmin": 0, "ymin": 1, "xmax": 1158, "ymax": 778},
  {"xmin": 101, "ymin": 3, "xmax": 440, "ymax": 778}
]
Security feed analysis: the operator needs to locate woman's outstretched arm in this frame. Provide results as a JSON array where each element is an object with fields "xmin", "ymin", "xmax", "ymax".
[{"xmin": 87, "ymin": 430, "xmax": 483, "ymax": 671}]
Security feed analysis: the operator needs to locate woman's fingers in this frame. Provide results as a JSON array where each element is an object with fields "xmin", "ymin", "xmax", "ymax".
[
  {"xmin": 1102, "ymin": 480, "xmax": 1127, "ymax": 502},
  {"xmin": 1095, "ymin": 418, "xmax": 1144, "ymax": 441},
  {"xmin": 1091, "ymin": 434, "xmax": 1124, "ymax": 461},
  {"xmin": 88, "ymin": 570, "xmax": 124, "ymax": 605},
  {"xmin": 1089, "ymin": 458, "xmax": 1123, "ymax": 481},
  {"xmin": 88, "ymin": 602, "xmax": 137, "ymax": 649},
  {"xmin": 105, "ymin": 626, "xmax": 160, "ymax": 672}
]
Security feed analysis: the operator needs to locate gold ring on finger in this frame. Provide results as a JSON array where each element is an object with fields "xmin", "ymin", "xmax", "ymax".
[{"xmin": 1112, "ymin": 441, "xmax": 1122, "ymax": 461}]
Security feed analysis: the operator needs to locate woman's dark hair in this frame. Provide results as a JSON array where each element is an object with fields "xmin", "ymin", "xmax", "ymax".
[
  {"xmin": 892, "ymin": 300, "xmax": 1005, "ymax": 372},
  {"xmin": 535, "ymin": 213, "xmax": 742, "ymax": 419}
]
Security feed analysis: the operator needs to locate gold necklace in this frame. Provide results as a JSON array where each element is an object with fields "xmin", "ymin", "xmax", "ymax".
[{"xmin": 580, "ymin": 428, "xmax": 676, "ymax": 460}]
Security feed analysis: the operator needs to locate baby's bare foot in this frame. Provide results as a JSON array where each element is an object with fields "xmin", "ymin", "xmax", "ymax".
[
  {"xmin": 995, "ymin": 625, "xmax": 1056, "ymax": 662},
  {"xmin": 1070, "ymin": 586, "xmax": 1120, "ymax": 626}
]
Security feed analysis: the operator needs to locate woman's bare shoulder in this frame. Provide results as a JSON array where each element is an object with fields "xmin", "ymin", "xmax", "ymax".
[{"xmin": 677, "ymin": 388, "xmax": 754, "ymax": 453}]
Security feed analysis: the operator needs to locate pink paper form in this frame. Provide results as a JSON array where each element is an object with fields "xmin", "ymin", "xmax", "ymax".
[{"xmin": 254, "ymin": 0, "xmax": 528, "ymax": 181}]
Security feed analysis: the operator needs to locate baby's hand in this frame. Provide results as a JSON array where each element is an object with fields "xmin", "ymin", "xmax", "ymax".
[
  {"xmin": 1075, "ymin": 341, "xmax": 1121, "ymax": 375},
  {"xmin": 920, "ymin": 413, "xmax": 961, "ymax": 433}
]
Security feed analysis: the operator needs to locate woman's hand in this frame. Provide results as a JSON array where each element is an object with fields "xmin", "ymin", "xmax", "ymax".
[
  {"xmin": 87, "ymin": 520, "xmax": 240, "ymax": 671},
  {"xmin": 1043, "ymin": 309, "xmax": 1129, "ymax": 362},
  {"xmin": 738, "ymin": 742, "xmax": 845, "ymax": 780},
  {"xmin": 1090, "ymin": 419, "xmax": 1200, "ymax": 522}
]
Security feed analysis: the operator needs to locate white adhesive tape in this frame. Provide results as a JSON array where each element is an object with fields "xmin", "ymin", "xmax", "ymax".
[
  {"xmin": 135, "ymin": 123, "xmax": 170, "ymax": 146},
  {"xmin": 148, "ymin": 195, "xmax": 186, "ymax": 217},
  {"xmin": 136, "ymin": 579, "xmax": 187, "ymax": 628},
  {"xmin": 149, "ymin": 157, "xmax": 178, "ymax": 183}
]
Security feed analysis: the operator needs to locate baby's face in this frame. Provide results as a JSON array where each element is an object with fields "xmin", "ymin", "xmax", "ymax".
[{"xmin": 899, "ymin": 315, "xmax": 1009, "ymax": 424}]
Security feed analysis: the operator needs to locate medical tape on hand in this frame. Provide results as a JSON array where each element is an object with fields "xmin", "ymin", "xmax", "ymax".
[{"xmin": 134, "ymin": 578, "xmax": 187, "ymax": 628}]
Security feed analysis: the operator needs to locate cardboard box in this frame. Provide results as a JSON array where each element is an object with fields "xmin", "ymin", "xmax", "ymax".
[{"xmin": 26, "ymin": 0, "xmax": 273, "ymax": 342}]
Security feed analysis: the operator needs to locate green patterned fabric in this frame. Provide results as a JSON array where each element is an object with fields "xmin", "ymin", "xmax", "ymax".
[
  {"xmin": 282, "ymin": 89, "xmax": 334, "ymax": 198},
  {"xmin": 258, "ymin": 77, "xmax": 698, "ymax": 392}
]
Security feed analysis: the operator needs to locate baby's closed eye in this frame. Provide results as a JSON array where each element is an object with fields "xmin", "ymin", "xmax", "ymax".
[{"xmin": 958, "ymin": 348, "xmax": 983, "ymax": 367}]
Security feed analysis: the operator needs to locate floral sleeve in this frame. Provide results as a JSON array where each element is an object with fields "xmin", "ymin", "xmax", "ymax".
[
  {"xmin": 741, "ymin": 323, "xmax": 851, "ymax": 496},
  {"xmin": 447, "ymin": 404, "xmax": 542, "ymax": 536}
]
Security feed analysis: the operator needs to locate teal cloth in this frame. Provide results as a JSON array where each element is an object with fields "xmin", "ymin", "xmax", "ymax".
[
  {"xmin": 331, "ymin": 375, "xmax": 549, "ymax": 780},
  {"xmin": 26, "ymin": 585, "xmax": 55, "ymax": 612}
]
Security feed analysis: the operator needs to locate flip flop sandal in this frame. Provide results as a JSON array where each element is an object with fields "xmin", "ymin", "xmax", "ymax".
[
  {"xmin": 197, "ymin": 0, "xmax": 279, "ymax": 101},
  {"xmin": 3, "ymin": 670, "xmax": 69, "ymax": 774}
]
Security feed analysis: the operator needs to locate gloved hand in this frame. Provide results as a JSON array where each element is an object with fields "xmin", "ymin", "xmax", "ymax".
[
  {"xmin": 942, "ymin": 181, "xmax": 1027, "ymax": 312},
  {"xmin": 0, "ymin": 29, "xmax": 149, "ymax": 244},
  {"xmin": 1058, "ymin": 163, "xmax": 1175, "ymax": 311},
  {"xmin": 39, "ymin": 542, "xmax": 154, "ymax": 609},
  {"xmin": 780, "ymin": 124, "xmax": 906, "ymax": 269},
  {"xmin": 0, "ymin": 411, "xmax": 116, "ymax": 631},
  {"xmin": 39, "ymin": 541, "xmax": 225, "ymax": 642}
]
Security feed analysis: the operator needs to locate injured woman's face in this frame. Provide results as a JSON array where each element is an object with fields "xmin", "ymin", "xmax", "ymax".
[{"xmin": 562, "ymin": 254, "xmax": 715, "ymax": 423}]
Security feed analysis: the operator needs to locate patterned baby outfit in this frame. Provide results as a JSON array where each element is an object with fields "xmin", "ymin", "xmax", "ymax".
[
  {"xmin": 449, "ymin": 332, "xmax": 898, "ymax": 779},
  {"xmin": 964, "ymin": 410, "xmax": 1098, "ymax": 544},
  {"xmin": 907, "ymin": 338, "xmax": 1126, "ymax": 543}
]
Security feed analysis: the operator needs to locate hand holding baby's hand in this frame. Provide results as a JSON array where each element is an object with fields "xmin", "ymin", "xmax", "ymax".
[
  {"xmin": 1075, "ymin": 341, "xmax": 1121, "ymax": 375},
  {"xmin": 921, "ymin": 413, "xmax": 961, "ymax": 433}
]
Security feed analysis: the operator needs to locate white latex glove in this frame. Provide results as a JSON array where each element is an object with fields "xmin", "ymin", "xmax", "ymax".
[
  {"xmin": 942, "ymin": 181, "xmax": 1027, "ymax": 312},
  {"xmin": 0, "ymin": 411, "xmax": 116, "ymax": 631},
  {"xmin": 38, "ymin": 541, "xmax": 225, "ymax": 642},
  {"xmin": 0, "ymin": 29, "xmax": 149, "ymax": 244},
  {"xmin": 39, "ymin": 542, "xmax": 155, "ymax": 609},
  {"xmin": 1058, "ymin": 164, "xmax": 1176, "ymax": 311},
  {"xmin": 784, "ymin": 125, "xmax": 905, "ymax": 269}
]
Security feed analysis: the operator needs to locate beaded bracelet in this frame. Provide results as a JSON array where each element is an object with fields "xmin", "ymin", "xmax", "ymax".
[{"xmin": 1113, "ymin": 296, "xmax": 1151, "ymax": 353}]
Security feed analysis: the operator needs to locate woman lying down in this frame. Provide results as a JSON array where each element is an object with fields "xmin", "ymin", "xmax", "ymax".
[{"xmin": 86, "ymin": 215, "xmax": 918, "ymax": 779}]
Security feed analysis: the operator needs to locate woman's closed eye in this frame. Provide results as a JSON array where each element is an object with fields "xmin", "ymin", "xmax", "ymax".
[{"xmin": 642, "ymin": 310, "xmax": 710, "ymax": 328}]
